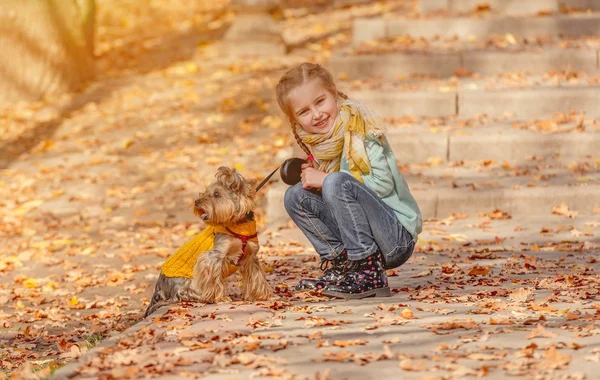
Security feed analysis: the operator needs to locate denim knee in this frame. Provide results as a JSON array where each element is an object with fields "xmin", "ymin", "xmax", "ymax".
[
  {"xmin": 283, "ymin": 183, "xmax": 305, "ymax": 216},
  {"xmin": 322, "ymin": 172, "xmax": 353, "ymax": 204}
]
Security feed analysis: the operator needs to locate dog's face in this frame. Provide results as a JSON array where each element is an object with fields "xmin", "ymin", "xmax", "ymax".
[{"xmin": 194, "ymin": 167, "xmax": 256, "ymax": 224}]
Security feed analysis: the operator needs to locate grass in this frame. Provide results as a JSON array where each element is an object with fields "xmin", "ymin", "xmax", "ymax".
[{"xmin": 83, "ymin": 332, "xmax": 105, "ymax": 350}]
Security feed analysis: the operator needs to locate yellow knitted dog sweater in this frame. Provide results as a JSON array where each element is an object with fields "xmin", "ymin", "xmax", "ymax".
[{"xmin": 161, "ymin": 221, "xmax": 258, "ymax": 279}]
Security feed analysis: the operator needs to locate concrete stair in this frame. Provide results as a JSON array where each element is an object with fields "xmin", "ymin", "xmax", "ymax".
[
  {"xmin": 264, "ymin": 0, "xmax": 600, "ymax": 228},
  {"xmin": 419, "ymin": 0, "xmax": 600, "ymax": 14},
  {"xmin": 354, "ymin": 13, "xmax": 600, "ymax": 44},
  {"xmin": 267, "ymin": 156, "xmax": 599, "ymax": 225},
  {"xmin": 330, "ymin": 44, "xmax": 599, "ymax": 78},
  {"xmin": 343, "ymin": 77, "xmax": 600, "ymax": 119},
  {"xmin": 377, "ymin": 122, "xmax": 600, "ymax": 164}
]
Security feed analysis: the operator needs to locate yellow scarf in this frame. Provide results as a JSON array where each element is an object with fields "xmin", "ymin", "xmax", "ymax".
[
  {"xmin": 295, "ymin": 100, "xmax": 386, "ymax": 183},
  {"xmin": 161, "ymin": 220, "xmax": 258, "ymax": 279}
]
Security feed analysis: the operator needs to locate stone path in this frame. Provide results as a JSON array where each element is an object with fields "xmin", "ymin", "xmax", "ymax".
[
  {"xmin": 2, "ymin": 0, "xmax": 600, "ymax": 378},
  {"xmin": 52, "ymin": 213, "xmax": 600, "ymax": 379}
]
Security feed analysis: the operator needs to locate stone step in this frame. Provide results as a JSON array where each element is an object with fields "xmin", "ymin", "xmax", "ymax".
[
  {"xmin": 266, "ymin": 159, "xmax": 600, "ymax": 225},
  {"xmin": 266, "ymin": 208, "xmax": 599, "ymax": 253},
  {"xmin": 351, "ymin": 86, "xmax": 600, "ymax": 119},
  {"xmin": 290, "ymin": 120, "xmax": 600, "ymax": 164},
  {"xmin": 339, "ymin": 74, "xmax": 600, "ymax": 118},
  {"xmin": 330, "ymin": 46, "xmax": 599, "ymax": 78},
  {"xmin": 354, "ymin": 14, "xmax": 600, "ymax": 44},
  {"xmin": 419, "ymin": 0, "xmax": 600, "ymax": 15},
  {"xmin": 384, "ymin": 123, "xmax": 600, "ymax": 164}
]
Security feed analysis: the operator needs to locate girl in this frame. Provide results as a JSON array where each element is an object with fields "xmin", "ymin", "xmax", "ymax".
[{"xmin": 276, "ymin": 63, "xmax": 422, "ymax": 299}]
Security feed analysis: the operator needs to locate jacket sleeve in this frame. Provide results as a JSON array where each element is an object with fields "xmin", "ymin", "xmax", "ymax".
[{"xmin": 362, "ymin": 137, "xmax": 395, "ymax": 198}]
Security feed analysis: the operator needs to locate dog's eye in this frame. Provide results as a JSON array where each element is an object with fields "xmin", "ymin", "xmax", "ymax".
[{"xmin": 213, "ymin": 191, "xmax": 220, "ymax": 198}]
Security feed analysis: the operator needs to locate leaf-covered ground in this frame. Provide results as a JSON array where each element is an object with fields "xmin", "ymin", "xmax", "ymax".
[
  {"xmin": 1, "ymin": 0, "xmax": 599, "ymax": 378},
  {"xmin": 0, "ymin": 0, "xmax": 412, "ymax": 377}
]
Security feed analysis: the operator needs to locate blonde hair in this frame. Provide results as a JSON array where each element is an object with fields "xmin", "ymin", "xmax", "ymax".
[{"xmin": 275, "ymin": 62, "xmax": 348, "ymax": 157}]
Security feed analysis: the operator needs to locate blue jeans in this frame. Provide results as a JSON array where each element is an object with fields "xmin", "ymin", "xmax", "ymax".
[{"xmin": 283, "ymin": 172, "xmax": 415, "ymax": 269}]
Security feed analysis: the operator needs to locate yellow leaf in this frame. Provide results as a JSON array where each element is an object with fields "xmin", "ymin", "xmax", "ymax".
[
  {"xmin": 261, "ymin": 115, "xmax": 283, "ymax": 129},
  {"xmin": 54, "ymin": 239, "xmax": 74, "ymax": 246},
  {"xmin": 505, "ymin": 33, "xmax": 517, "ymax": 44},
  {"xmin": 81, "ymin": 247, "xmax": 95, "ymax": 256},
  {"xmin": 449, "ymin": 233, "xmax": 469, "ymax": 242},
  {"xmin": 69, "ymin": 296, "xmax": 79, "ymax": 306},
  {"xmin": 312, "ymin": 24, "xmax": 326, "ymax": 33},
  {"xmin": 24, "ymin": 278, "xmax": 39, "ymax": 289},
  {"xmin": 15, "ymin": 199, "xmax": 44, "ymax": 212},
  {"xmin": 185, "ymin": 63, "xmax": 198, "ymax": 73},
  {"xmin": 52, "ymin": 190, "xmax": 65, "ymax": 198},
  {"xmin": 205, "ymin": 156, "xmax": 223, "ymax": 165},
  {"xmin": 274, "ymin": 138, "xmax": 286, "ymax": 148},
  {"xmin": 185, "ymin": 91, "xmax": 201, "ymax": 102},
  {"xmin": 307, "ymin": 43, "xmax": 322, "ymax": 52},
  {"xmin": 123, "ymin": 140, "xmax": 134, "ymax": 149},
  {"xmin": 234, "ymin": 163, "xmax": 245, "ymax": 171},
  {"xmin": 427, "ymin": 157, "xmax": 444, "ymax": 166},
  {"xmin": 400, "ymin": 308, "xmax": 415, "ymax": 319},
  {"xmin": 41, "ymin": 140, "xmax": 55, "ymax": 150},
  {"xmin": 21, "ymin": 228, "xmax": 36, "ymax": 237}
]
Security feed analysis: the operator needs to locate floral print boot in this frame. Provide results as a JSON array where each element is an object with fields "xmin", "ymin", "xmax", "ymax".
[
  {"xmin": 295, "ymin": 251, "xmax": 348, "ymax": 291},
  {"xmin": 321, "ymin": 251, "xmax": 391, "ymax": 299}
]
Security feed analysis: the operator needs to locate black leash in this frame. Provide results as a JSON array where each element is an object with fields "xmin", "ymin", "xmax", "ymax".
[
  {"xmin": 254, "ymin": 156, "xmax": 317, "ymax": 192},
  {"xmin": 255, "ymin": 164, "xmax": 282, "ymax": 192}
]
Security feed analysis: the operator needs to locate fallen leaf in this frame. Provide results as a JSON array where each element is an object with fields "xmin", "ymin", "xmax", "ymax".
[
  {"xmin": 527, "ymin": 323, "xmax": 558, "ymax": 339},
  {"xmin": 332, "ymin": 339, "xmax": 368, "ymax": 348},
  {"xmin": 399, "ymin": 358, "xmax": 428, "ymax": 371},
  {"xmin": 543, "ymin": 346, "xmax": 571, "ymax": 369},
  {"xmin": 400, "ymin": 308, "xmax": 415, "ymax": 319},
  {"xmin": 552, "ymin": 203, "xmax": 578, "ymax": 218},
  {"xmin": 468, "ymin": 266, "xmax": 490, "ymax": 276},
  {"xmin": 509, "ymin": 288, "xmax": 532, "ymax": 303}
]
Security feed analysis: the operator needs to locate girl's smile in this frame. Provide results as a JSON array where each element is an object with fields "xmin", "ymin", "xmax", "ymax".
[
  {"xmin": 313, "ymin": 116, "xmax": 329, "ymax": 127},
  {"xmin": 287, "ymin": 78, "xmax": 338, "ymax": 134}
]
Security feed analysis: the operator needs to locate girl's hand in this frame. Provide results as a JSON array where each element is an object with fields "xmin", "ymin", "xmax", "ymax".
[
  {"xmin": 301, "ymin": 156, "xmax": 318, "ymax": 169},
  {"xmin": 300, "ymin": 167, "xmax": 328, "ymax": 189}
]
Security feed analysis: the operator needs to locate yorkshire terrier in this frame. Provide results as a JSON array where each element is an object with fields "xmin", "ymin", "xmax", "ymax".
[{"xmin": 144, "ymin": 167, "xmax": 272, "ymax": 317}]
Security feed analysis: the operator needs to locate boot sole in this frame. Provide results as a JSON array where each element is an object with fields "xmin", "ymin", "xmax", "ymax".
[{"xmin": 322, "ymin": 287, "xmax": 392, "ymax": 299}]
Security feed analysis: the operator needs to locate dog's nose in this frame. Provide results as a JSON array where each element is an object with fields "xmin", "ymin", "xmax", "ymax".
[{"xmin": 195, "ymin": 199, "xmax": 200, "ymax": 207}]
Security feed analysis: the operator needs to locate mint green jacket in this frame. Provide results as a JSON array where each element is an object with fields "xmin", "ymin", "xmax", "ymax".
[{"xmin": 339, "ymin": 135, "xmax": 422, "ymax": 239}]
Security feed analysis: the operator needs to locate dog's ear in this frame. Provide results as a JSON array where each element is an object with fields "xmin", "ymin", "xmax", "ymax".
[
  {"xmin": 241, "ymin": 179, "xmax": 256, "ymax": 199},
  {"xmin": 215, "ymin": 166, "xmax": 245, "ymax": 192}
]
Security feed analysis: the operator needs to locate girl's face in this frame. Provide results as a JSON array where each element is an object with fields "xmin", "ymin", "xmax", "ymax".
[{"xmin": 287, "ymin": 78, "xmax": 338, "ymax": 134}]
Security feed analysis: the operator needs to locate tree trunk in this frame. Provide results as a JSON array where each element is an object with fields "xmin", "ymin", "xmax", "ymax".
[{"xmin": 0, "ymin": 0, "xmax": 95, "ymax": 105}]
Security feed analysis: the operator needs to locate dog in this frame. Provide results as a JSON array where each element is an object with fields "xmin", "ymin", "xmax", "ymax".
[{"xmin": 144, "ymin": 167, "xmax": 272, "ymax": 317}]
